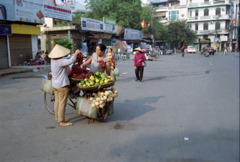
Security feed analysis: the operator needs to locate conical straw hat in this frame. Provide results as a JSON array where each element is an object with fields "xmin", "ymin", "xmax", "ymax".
[
  {"xmin": 48, "ymin": 44, "xmax": 71, "ymax": 58},
  {"xmin": 134, "ymin": 47, "xmax": 143, "ymax": 52}
]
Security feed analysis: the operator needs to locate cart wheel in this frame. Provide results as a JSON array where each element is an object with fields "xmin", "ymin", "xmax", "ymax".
[
  {"xmin": 44, "ymin": 92, "xmax": 55, "ymax": 115},
  {"xmin": 94, "ymin": 104, "xmax": 109, "ymax": 122}
]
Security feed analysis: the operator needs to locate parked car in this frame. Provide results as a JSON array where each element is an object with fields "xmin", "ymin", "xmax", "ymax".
[
  {"xmin": 186, "ymin": 46, "xmax": 196, "ymax": 53},
  {"xmin": 209, "ymin": 47, "xmax": 216, "ymax": 55}
]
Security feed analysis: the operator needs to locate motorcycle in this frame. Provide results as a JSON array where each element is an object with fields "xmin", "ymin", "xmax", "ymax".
[{"xmin": 201, "ymin": 47, "xmax": 209, "ymax": 57}]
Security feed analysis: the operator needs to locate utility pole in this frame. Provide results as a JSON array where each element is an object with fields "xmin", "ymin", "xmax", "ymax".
[
  {"xmin": 230, "ymin": 4, "xmax": 233, "ymax": 52},
  {"xmin": 151, "ymin": 5, "xmax": 154, "ymax": 47},
  {"xmin": 68, "ymin": 21, "xmax": 71, "ymax": 41}
]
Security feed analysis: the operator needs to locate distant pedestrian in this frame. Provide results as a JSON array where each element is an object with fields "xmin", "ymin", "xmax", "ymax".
[
  {"xmin": 181, "ymin": 44, "xmax": 187, "ymax": 57},
  {"xmin": 224, "ymin": 46, "xmax": 227, "ymax": 55},
  {"xmin": 134, "ymin": 47, "xmax": 146, "ymax": 82}
]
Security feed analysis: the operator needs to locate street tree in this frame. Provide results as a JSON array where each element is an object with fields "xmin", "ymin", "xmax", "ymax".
[
  {"xmin": 83, "ymin": 0, "xmax": 142, "ymax": 29},
  {"xmin": 141, "ymin": 5, "xmax": 168, "ymax": 41},
  {"xmin": 166, "ymin": 20, "xmax": 196, "ymax": 47}
]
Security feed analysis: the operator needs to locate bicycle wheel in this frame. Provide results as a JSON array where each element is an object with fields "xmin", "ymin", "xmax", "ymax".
[{"xmin": 44, "ymin": 92, "xmax": 55, "ymax": 115}]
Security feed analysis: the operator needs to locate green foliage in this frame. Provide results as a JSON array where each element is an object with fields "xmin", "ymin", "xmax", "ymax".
[
  {"xmin": 166, "ymin": 20, "xmax": 196, "ymax": 46},
  {"xmin": 83, "ymin": 0, "xmax": 142, "ymax": 30},
  {"xmin": 56, "ymin": 39, "xmax": 75, "ymax": 54},
  {"xmin": 72, "ymin": 13, "xmax": 83, "ymax": 24}
]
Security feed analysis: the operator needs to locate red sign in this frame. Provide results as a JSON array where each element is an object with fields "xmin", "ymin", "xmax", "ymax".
[{"xmin": 232, "ymin": 19, "xmax": 236, "ymax": 25}]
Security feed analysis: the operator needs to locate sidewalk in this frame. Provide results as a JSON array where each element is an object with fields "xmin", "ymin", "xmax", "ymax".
[{"xmin": 0, "ymin": 65, "xmax": 51, "ymax": 76}]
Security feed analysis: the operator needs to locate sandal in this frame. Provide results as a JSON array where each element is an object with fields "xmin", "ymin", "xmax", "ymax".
[
  {"xmin": 60, "ymin": 122, "xmax": 73, "ymax": 127},
  {"xmin": 57, "ymin": 120, "xmax": 69, "ymax": 123}
]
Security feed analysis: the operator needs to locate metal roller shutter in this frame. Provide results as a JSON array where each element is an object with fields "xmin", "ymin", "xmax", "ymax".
[
  {"xmin": 0, "ymin": 36, "xmax": 8, "ymax": 69},
  {"xmin": 9, "ymin": 34, "xmax": 32, "ymax": 66}
]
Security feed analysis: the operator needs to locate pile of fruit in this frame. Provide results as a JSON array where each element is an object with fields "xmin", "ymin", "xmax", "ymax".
[
  {"xmin": 71, "ymin": 54, "xmax": 93, "ymax": 79},
  {"xmin": 89, "ymin": 88, "xmax": 118, "ymax": 108},
  {"xmin": 78, "ymin": 71, "xmax": 114, "ymax": 87}
]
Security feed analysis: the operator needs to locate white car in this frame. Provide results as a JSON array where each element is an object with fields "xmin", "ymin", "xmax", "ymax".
[{"xmin": 186, "ymin": 46, "xmax": 196, "ymax": 53}]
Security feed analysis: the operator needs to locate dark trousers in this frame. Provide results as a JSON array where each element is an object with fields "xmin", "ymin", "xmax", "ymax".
[{"xmin": 135, "ymin": 66, "xmax": 144, "ymax": 81}]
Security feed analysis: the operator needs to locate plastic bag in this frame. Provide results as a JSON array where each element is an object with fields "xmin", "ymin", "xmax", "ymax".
[{"xmin": 113, "ymin": 68, "xmax": 119, "ymax": 76}]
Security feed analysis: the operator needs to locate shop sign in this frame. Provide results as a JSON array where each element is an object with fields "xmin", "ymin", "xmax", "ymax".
[
  {"xmin": 15, "ymin": 0, "xmax": 45, "ymax": 24},
  {"xmin": 0, "ymin": 24, "xmax": 11, "ymax": 35},
  {"xmin": 0, "ymin": 0, "xmax": 15, "ymax": 21},
  {"xmin": 199, "ymin": 39, "xmax": 210, "ymax": 43},
  {"xmin": 103, "ymin": 17, "xmax": 116, "ymax": 34},
  {"xmin": 93, "ymin": 33, "xmax": 112, "ymax": 39},
  {"xmin": 124, "ymin": 28, "xmax": 143, "ymax": 40},
  {"xmin": 43, "ymin": 0, "xmax": 72, "ymax": 21},
  {"xmin": 81, "ymin": 17, "xmax": 104, "ymax": 32},
  {"xmin": 213, "ymin": 38, "xmax": 219, "ymax": 42},
  {"xmin": 116, "ymin": 25, "xmax": 124, "ymax": 35},
  {"xmin": 220, "ymin": 35, "xmax": 228, "ymax": 41}
]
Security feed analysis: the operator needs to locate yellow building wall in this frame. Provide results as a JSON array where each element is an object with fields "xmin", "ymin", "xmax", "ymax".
[{"xmin": 11, "ymin": 24, "xmax": 41, "ymax": 35}]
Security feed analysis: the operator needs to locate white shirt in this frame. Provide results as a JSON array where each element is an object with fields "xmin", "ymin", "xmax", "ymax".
[{"xmin": 51, "ymin": 56, "xmax": 76, "ymax": 88}]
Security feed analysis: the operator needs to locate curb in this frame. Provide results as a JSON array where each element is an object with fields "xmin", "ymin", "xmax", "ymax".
[{"xmin": 0, "ymin": 69, "xmax": 33, "ymax": 76}]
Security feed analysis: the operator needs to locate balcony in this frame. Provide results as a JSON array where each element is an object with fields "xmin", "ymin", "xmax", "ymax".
[
  {"xmin": 168, "ymin": 6, "xmax": 181, "ymax": 9},
  {"xmin": 160, "ymin": 19, "xmax": 168, "ymax": 23},
  {"xmin": 156, "ymin": 6, "xmax": 168, "ymax": 12},
  {"xmin": 195, "ymin": 28, "xmax": 228, "ymax": 35},
  {"xmin": 187, "ymin": 15, "xmax": 231, "ymax": 22},
  {"xmin": 150, "ymin": 0, "xmax": 168, "ymax": 3},
  {"xmin": 188, "ymin": 0, "xmax": 230, "ymax": 8}
]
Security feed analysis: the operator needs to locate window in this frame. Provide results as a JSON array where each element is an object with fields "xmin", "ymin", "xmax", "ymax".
[
  {"xmin": 204, "ymin": 23, "xmax": 208, "ymax": 30},
  {"xmin": 204, "ymin": 0, "xmax": 209, "ymax": 2},
  {"xmin": 195, "ymin": 23, "xmax": 198, "ymax": 30},
  {"xmin": 216, "ymin": 8, "xmax": 221, "ymax": 15},
  {"xmin": 168, "ymin": 10, "xmax": 179, "ymax": 21},
  {"xmin": 195, "ymin": 10, "xmax": 198, "ymax": 17},
  {"xmin": 204, "ymin": 9, "xmax": 209, "ymax": 16},
  {"xmin": 190, "ymin": 10, "xmax": 192, "ymax": 17},
  {"xmin": 203, "ymin": 35, "xmax": 208, "ymax": 39},
  {"xmin": 215, "ymin": 22, "xmax": 220, "ymax": 30}
]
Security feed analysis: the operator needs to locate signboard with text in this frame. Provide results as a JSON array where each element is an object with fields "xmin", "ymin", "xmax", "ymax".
[
  {"xmin": 0, "ymin": 0, "xmax": 15, "ymax": 21},
  {"xmin": 81, "ymin": 17, "xmax": 104, "ymax": 32},
  {"xmin": 43, "ymin": 0, "xmax": 72, "ymax": 21},
  {"xmin": 103, "ymin": 17, "xmax": 116, "ymax": 34},
  {"xmin": 124, "ymin": 28, "xmax": 143, "ymax": 40},
  {"xmin": 15, "ymin": 0, "xmax": 45, "ymax": 24},
  {"xmin": 0, "ymin": 24, "xmax": 11, "ymax": 35}
]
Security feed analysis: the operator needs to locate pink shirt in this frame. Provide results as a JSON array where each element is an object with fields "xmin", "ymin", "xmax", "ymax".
[{"xmin": 134, "ymin": 53, "xmax": 146, "ymax": 66}]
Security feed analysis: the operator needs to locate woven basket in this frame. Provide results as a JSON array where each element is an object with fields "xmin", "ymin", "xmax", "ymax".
[
  {"xmin": 69, "ymin": 78, "xmax": 84, "ymax": 82},
  {"xmin": 77, "ymin": 81, "xmax": 115, "ymax": 91}
]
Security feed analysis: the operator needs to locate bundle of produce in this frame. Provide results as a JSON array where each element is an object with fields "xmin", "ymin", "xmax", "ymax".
[
  {"xmin": 98, "ymin": 60, "xmax": 106, "ymax": 73},
  {"xmin": 78, "ymin": 71, "xmax": 114, "ymax": 87},
  {"xmin": 89, "ymin": 88, "xmax": 118, "ymax": 108},
  {"xmin": 70, "ymin": 54, "xmax": 93, "ymax": 79}
]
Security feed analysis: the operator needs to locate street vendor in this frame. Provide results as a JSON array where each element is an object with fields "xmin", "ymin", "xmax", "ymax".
[
  {"xmin": 82, "ymin": 44, "xmax": 111, "ymax": 75},
  {"xmin": 106, "ymin": 47, "xmax": 117, "ymax": 80},
  {"xmin": 48, "ymin": 44, "xmax": 82, "ymax": 127}
]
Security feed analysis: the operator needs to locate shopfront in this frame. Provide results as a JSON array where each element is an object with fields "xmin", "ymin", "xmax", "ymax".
[
  {"xmin": 0, "ymin": 36, "xmax": 8, "ymax": 68},
  {"xmin": 10, "ymin": 24, "xmax": 40, "ymax": 66}
]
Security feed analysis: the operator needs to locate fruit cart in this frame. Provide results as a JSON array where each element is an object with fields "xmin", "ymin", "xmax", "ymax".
[{"xmin": 42, "ymin": 71, "xmax": 118, "ymax": 123}]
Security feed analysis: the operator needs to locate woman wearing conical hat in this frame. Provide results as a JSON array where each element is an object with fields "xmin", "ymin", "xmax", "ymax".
[
  {"xmin": 48, "ymin": 44, "xmax": 82, "ymax": 126},
  {"xmin": 134, "ymin": 47, "xmax": 146, "ymax": 82}
]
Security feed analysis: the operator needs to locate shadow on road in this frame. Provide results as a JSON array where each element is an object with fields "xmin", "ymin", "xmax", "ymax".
[{"xmin": 107, "ymin": 96, "xmax": 164, "ymax": 122}]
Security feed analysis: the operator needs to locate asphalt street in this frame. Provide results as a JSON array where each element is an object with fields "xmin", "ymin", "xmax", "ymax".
[{"xmin": 0, "ymin": 52, "xmax": 239, "ymax": 162}]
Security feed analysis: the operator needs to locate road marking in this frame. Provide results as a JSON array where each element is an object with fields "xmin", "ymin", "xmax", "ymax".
[{"xmin": 209, "ymin": 61, "xmax": 213, "ymax": 65}]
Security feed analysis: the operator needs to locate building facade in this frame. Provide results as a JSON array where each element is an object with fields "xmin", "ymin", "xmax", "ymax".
[
  {"xmin": 150, "ymin": 0, "xmax": 188, "ymax": 47},
  {"xmin": 187, "ymin": 0, "xmax": 232, "ymax": 52}
]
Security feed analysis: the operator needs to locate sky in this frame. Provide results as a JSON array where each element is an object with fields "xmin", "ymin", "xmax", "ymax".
[{"xmin": 56, "ymin": 0, "xmax": 149, "ymax": 5}]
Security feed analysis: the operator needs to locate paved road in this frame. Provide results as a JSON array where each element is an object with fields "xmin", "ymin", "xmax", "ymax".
[{"xmin": 0, "ymin": 52, "xmax": 239, "ymax": 162}]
